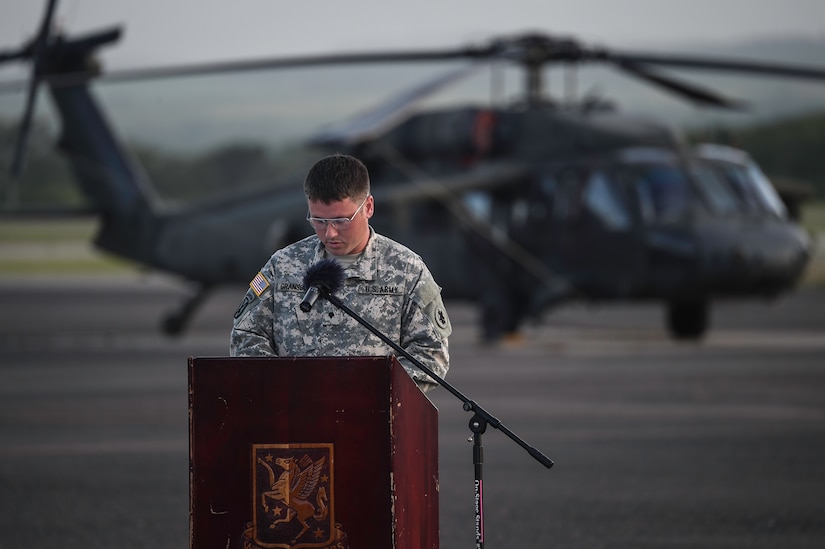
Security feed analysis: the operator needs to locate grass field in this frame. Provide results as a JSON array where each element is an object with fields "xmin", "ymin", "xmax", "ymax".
[
  {"xmin": 802, "ymin": 200, "xmax": 825, "ymax": 233},
  {"xmin": 799, "ymin": 201, "xmax": 825, "ymax": 287},
  {"xmin": 1, "ymin": 203, "xmax": 824, "ymax": 285},
  {"xmin": 0, "ymin": 218, "xmax": 138, "ymax": 275},
  {"xmin": 0, "ymin": 218, "xmax": 99, "ymax": 243}
]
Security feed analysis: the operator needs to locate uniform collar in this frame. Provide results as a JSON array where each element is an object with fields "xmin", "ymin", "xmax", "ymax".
[{"xmin": 312, "ymin": 226, "xmax": 378, "ymax": 282}]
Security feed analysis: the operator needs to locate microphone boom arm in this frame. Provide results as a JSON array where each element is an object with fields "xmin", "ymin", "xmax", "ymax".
[{"xmin": 321, "ymin": 289, "xmax": 554, "ymax": 469}]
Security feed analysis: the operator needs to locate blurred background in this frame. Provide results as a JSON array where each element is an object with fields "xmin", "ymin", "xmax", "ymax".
[
  {"xmin": 1, "ymin": 0, "xmax": 824, "ymax": 284},
  {"xmin": 2, "ymin": 3, "xmax": 825, "ymax": 548}
]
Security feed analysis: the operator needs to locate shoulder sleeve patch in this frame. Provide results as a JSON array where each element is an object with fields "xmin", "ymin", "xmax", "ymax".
[
  {"xmin": 233, "ymin": 290, "xmax": 257, "ymax": 321},
  {"xmin": 249, "ymin": 271, "xmax": 271, "ymax": 297},
  {"xmin": 435, "ymin": 305, "xmax": 450, "ymax": 330},
  {"xmin": 422, "ymin": 297, "xmax": 452, "ymax": 337}
]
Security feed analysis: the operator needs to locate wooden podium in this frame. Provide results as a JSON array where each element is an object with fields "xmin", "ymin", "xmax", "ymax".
[{"xmin": 188, "ymin": 356, "xmax": 439, "ymax": 549}]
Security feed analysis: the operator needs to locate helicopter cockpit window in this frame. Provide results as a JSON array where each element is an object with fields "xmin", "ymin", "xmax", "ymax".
[
  {"xmin": 633, "ymin": 165, "xmax": 691, "ymax": 222},
  {"xmin": 745, "ymin": 161, "xmax": 788, "ymax": 218},
  {"xmin": 582, "ymin": 171, "xmax": 632, "ymax": 231},
  {"xmin": 689, "ymin": 163, "xmax": 741, "ymax": 215},
  {"xmin": 713, "ymin": 161, "xmax": 788, "ymax": 218},
  {"xmin": 707, "ymin": 162, "xmax": 764, "ymax": 213},
  {"xmin": 463, "ymin": 191, "xmax": 492, "ymax": 221}
]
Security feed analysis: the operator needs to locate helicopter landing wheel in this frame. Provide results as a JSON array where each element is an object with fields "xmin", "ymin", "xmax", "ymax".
[
  {"xmin": 161, "ymin": 284, "xmax": 213, "ymax": 337},
  {"xmin": 666, "ymin": 299, "xmax": 709, "ymax": 340},
  {"xmin": 162, "ymin": 312, "xmax": 187, "ymax": 336}
]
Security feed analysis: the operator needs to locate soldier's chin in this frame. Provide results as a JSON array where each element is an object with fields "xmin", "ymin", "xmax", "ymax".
[{"xmin": 324, "ymin": 242, "xmax": 346, "ymax": 255}]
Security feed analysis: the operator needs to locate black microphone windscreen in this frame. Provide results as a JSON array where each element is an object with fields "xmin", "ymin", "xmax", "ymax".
[{"xmin": 303, "ymin": 258, "xmax": 346, "ymax": 294}]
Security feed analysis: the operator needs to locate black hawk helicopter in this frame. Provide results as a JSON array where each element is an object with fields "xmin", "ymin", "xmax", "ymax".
[{"xmin": 1, "ymin": 0, "xmax": 823, "ymax": 341}]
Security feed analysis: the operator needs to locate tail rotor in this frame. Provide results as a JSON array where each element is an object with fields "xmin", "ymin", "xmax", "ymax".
[{"xmin": 2, "ymin": 0, "xmax": 59, "ymax": 178}]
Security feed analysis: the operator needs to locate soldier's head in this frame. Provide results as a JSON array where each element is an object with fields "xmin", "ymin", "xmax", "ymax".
[
  {"xmin": 304, "ymin": 154, "xmax": 374, "ymax": 256},
  {"xmin": 304, "ymin": 154, "xmax": 370, "ymax": 203}
]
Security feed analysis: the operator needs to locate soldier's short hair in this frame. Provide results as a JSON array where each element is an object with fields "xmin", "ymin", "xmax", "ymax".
[{"xmin": 304, "ymin": 154, "xmax": 370, "ymax": 204}]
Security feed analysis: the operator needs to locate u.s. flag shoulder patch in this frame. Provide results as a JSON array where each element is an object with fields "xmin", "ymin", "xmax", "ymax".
[{"xmin": 249, "ymin": 271, "xmax": 271, "ymax": 297}]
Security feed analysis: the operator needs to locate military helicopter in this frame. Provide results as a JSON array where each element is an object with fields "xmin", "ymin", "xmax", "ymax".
[{"xmin": 1, "ymin": 0, "xmax": 823, "ymax": 341}]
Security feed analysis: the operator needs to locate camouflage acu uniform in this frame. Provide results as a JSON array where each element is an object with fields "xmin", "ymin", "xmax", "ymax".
[{"xmin": 230, "ymin": 229, "xmax": 451, "ymax": 391}]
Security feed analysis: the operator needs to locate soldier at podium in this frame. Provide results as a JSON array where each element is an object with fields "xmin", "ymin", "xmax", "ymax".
[{"xmin": 230, "ymin": 154, "xmax": 451, "ymax": 392}]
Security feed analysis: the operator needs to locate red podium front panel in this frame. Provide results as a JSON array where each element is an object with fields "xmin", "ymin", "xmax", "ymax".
[{"xmin": 189, "ymin": 356, "xmax": 439, "ymax": 549}]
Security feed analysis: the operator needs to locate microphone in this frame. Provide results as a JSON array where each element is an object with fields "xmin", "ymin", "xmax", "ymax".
[{"xmin": 300, "ymin": 259, "xmax": 346, "ymax": 312}]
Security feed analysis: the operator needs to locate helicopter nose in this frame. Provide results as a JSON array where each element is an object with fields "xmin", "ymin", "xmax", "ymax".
[
  {"xmin": 694, "ymin": 217, "xmax": 813, "ymax": 297},
  {"xmin": 731, "ymin": 225, "xmax": 811, "ymax": 293}
]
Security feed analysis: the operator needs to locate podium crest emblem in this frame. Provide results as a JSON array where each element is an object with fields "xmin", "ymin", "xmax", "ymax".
[{"xmin": 246, "ymin": 443, "xmax": 348, "ymax": 549}]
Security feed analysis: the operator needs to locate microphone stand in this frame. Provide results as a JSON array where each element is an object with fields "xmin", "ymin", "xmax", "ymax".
[{"xmin": 319, "ymin": 289, "xmax": 553, "ymax": 549}]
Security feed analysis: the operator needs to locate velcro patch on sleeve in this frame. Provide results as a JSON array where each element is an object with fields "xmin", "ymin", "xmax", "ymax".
[{"xmin": 249, "ymin": 271, "xmax": 271, "ymax": 297}]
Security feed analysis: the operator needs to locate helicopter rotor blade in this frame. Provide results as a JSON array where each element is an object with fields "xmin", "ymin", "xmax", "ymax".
[
  {"xmin": 606, "ymin": 50, "xmax": 825, "ymax": 81},
  {"xmin": 11, "ymin": 72, "xmax": 42, "ymax": 177},
  {"xmin": 308, "ymin": 63, "xmax": 483, "ymax": 147},
  {"xmin": 3, "ymin": 29, "xmax": 825, "ymax": 122},
  {"xmin": 613, "ymin": 59, "xmax": 747, "ymax": 109},
  {"xmin": 99, "ymin": 47, "xmax": 483, "ymax": 84},
  {"xmin": 4, "ymin": 30, "xmax": 824, "ymax": 96},
  {"xmin": 0, "ymin": 42, "xmax": 484, "ymax": 92},
  {"xmin": 9, "ymin": 0, "xmax": 59, "ymax": 178}
]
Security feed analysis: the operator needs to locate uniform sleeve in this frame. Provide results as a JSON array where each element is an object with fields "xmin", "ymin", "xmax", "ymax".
[
  {"xmin": 398, "ymin": 264, "xmax": 452, "ymax": 392},
  {"xmin": 229, "ymin": 268, "xmax": 278, "ymax": 357}
]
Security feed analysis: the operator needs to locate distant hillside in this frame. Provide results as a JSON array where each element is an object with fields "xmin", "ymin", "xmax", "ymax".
[
  {"xmin": 690, "ymin": 109, "xmax": 825, "ymax": 197},
  {"xmin": 3, "ymin": 107, "xmax": 825, "ymax": 211}
]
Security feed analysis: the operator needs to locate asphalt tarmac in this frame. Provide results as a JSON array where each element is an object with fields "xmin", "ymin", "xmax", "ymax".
[{"xmin": 1, "ymin": 275, "xmax": 824, "ymax": 548}]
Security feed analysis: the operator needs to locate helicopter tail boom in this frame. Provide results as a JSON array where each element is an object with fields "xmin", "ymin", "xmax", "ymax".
[{"xmin": 36, "ymin": 30, "xmax": 165, "ymax": 268}]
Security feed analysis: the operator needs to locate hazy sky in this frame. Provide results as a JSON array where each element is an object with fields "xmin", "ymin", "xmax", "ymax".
[
  {"xmin": 2, "ymin": 0, "xmax": 825, "ymax": 73},
  {"xmin": 3, "ymin": 0, "xmax": 825, "ymax": 153}
]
